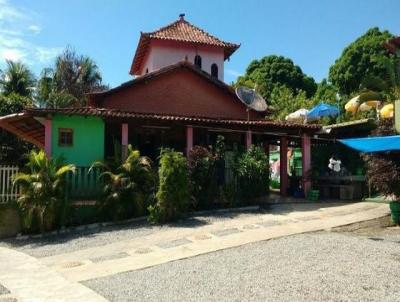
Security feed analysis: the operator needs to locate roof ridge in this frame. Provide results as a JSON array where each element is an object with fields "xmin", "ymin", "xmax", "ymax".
[{"xmin": 146, "ymin": 17, "xmax": 238, "ymax": 47}]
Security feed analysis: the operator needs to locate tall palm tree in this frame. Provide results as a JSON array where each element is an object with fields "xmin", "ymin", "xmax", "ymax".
[
  {"xmin": 13, "ymin": 150, "xmax": 76, "ymax": 232},
  {"xmin": 0, "ymin": 60, "xmax": 36, "ymax": 97},
  {"xmin": 52, "ymin": 47, "xmax": 104, "ymax": 106}
]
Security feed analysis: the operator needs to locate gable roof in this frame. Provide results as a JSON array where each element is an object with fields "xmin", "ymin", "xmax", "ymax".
[
  {"xmin": 130, "ymin": 16, "xmax": 240, "ymax": 75},
  {"xmin": 92, "ymin": 60, "xmax": 240, "ymax": 102}
]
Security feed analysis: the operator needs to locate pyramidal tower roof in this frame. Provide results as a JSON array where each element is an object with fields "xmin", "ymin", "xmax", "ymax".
[{"xmin": 130, "ymin": 14, "xmax": 240, "ymax": 75}]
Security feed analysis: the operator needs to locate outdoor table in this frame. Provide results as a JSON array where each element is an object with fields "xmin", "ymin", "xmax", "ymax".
[{"xmin": 318, "ymin": 175, "xmax": 366, "ymax": 200}]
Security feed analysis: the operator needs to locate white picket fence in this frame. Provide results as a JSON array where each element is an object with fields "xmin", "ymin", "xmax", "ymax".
[{"xmin": 0, "ymin": 166, "xmax": 20, "ymax": 203}]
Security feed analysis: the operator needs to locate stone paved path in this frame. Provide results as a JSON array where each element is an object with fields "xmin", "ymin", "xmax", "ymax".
[
  {"xmin": 41, "ymin": 202, "xmax": 389, "ymax": 282},
  {"xmin": 0, "ymin": 202, "xmax": 390, "ymax": 301}
]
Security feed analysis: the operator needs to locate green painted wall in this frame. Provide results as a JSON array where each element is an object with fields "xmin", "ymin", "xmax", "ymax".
[{"xmin": 52, "ymin": 115, "xmax": 104, "ymax": 166}]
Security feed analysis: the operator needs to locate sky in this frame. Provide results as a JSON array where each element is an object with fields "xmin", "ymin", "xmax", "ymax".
[{"xmin": 1, "ymin": 0, "xmax": 399, "ymax": 87}]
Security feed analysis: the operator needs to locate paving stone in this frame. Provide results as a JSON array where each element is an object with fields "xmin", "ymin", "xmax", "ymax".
[
  {"xmin": 211, "ymin": 228, "xmax": 241, "ymax": 237},
  {"xmin": 135, "ymin": 248, "xmax": 153, "ymax": 254},
  {"xmin": 296, "ymin": 216, "xmax": 320, "ymax": 222},
  {"xmin": 90, "ymin": 252, "xmax": 130, "ymax": 263},
  {"xmin": 257, "ymin": 220, "xmax": 282, "ymax": 227},
  {"xmin": 242, "ymin": 224, "xmax": 260, "ymax": 230},
  {"xmin": 194, "ymin": 234, "xmax": 212, "ymax": 240},
  {"xmin": 157, "ymin": 238, "xmax": 192, "ymax": 249},
  {"xmin": 0, "ymin": 284, "xmax": 10, "ymax": 296},
  {"xmin": 61, "ymin": 261, "xmax": 85, "ymax": 269}
]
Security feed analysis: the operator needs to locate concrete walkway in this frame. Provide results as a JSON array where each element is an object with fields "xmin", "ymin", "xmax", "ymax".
[
  {"xmin": 43, "ymin": 202, "xmax": 389, "ymax": 282},
  {"xmin": 0, "ymin": 202, "xmax": 390, "ymax": 301},
  {"xmin": 0, "ymin": 247, "xmax": 108, "ymax": 302}
]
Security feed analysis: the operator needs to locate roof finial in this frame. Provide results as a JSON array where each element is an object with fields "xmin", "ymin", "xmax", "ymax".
[{"xmin": 179, "ymin": 13, "xmax": 185, "ymax": 21}]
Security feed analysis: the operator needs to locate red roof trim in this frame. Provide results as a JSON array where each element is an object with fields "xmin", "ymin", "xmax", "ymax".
[{"xmin": 25, "ymin": 107, "xmax": 321, "ymax": 131}]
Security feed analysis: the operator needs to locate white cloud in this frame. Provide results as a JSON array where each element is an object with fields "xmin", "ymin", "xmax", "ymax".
[
  {"xmin": 0, "ymin": 48, "xmax": 26, "ymax": 61},
  {"xmin": 0, "ymin": 0, "xmax": 61, "ymax": 67},
  {"xmin": 28, "ymin": 25, "xmax": 41, "ymax": 34}
]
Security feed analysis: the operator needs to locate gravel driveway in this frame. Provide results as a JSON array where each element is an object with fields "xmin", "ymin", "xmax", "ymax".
[{"xmin": 84, "ymin": 231, "xmax": 400, "ymax": 302}]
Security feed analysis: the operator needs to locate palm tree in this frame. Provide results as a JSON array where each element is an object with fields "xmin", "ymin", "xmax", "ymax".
[
  {"xmin": 13, "ymin": 150, "xmax": 76, "ymax": 233},
  {"xmin": 52, "ymin": 47, "xmax": 105, "ymax": 106},
  {"xmin": 90, "ymin": 146, "xmax": 155, "ymax": 220},
  {"xmin": 0, "ymin": 60, "xmax": 36, "ymax": 97}
]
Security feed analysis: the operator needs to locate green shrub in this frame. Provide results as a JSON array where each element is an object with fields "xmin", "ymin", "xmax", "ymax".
[
  {"xmin": 188, "ymin": 146, "xmax": 217, "ymax": 209},
  {"xmin": 68, "ymin": 205, "xmax": 99, "ymax": 226},
  {"xmin": 233, "ymin": 146, "xmax": 269, "ymax": 202},
  {"xmin": 149, "ymin": 148, "xmax": 190, "ymax": 223},
  {"xmin": 13, "ymin": 150, "xmax": 76, "ymax": 233},
  {"xmin": 91, "ymin": 146, "xmax": 155, "ymax": 221}
]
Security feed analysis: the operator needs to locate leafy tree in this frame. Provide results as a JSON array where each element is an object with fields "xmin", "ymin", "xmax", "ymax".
[
  {"xmin": 13, "ymin": 150, "xmax": 76, "ymax": 233},
  {"xmin": 269, "ymin": 85, "xmax": 313, "ymax": 120},
  {"xmin": 0, "ymin": 60, "xmax": 36, "ymax": 97},
  {"xmin": 0, "ymin": 93, "xmax": 33, "ymax": 165},
  {"xmin": 329, "ymin": 27, "xmax": 394, "ymax": 96},
  {"xmin": 236, "ymin": 55, "xmax": 317, "ymax": 100},
  {"xmin": 312, "ymin": 79, "xmax": 339, "ymax": 105}
]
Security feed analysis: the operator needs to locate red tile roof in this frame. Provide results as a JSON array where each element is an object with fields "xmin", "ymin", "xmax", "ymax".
[
  {"xmin": 25, "ymin": 107, "xmax": 321, "ymax": 132},
  {"xmin": 130, "ymin": 16, "xmax": 240, "ymax": 75}
]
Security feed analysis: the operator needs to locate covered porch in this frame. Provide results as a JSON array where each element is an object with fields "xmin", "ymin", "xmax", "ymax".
[{"xmin": 0, "ymin": 107, "xmax": 321, "ymax": 198}]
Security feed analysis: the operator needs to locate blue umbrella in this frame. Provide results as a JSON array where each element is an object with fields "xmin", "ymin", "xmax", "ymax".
[{"xmin": 307, "ymin": 103, "xmax": 339, "ymax": 120}]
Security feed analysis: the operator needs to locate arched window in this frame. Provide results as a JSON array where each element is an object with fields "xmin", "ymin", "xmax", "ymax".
[
  {"xmin": 211, "ymin": 63, "xmax": 218, "ymax": 78},
  {"xmin": 194, "ymin": 55, "xmax": 202, "ymax": 69}
]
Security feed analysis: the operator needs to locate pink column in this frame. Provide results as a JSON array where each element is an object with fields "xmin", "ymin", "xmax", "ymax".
[
  {"xmin": 186, "ymin": 126, "xmax": 193, "ymax": 157},
  {"xmin": 121, "ymin": 123, "xmax": 128, "ymax": 161},
  {"xmin": 302, "ymin": 134, "xmax": 312, "ymax": 196},
  {"xmin": 44, "ymin": 119, "xmax": 52, "ymax": 157},
  {"xmin": 246, "ymin": 130, "xmax": 252, "ymax": 150},
  {"xmin": 280, "ymin": 137, "xmax": 288, "ymax": 196}
]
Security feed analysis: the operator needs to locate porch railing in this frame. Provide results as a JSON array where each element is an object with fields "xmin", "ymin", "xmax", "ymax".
[
  {"xmin": 0, "ymin": 166, "xmax": 20, "ymax": 203},
  {"xmin": 65, "ymin": 167, "xmax": 103, "ymax": 200},
  {"xmin": 0, "ymin": 165, "xmax": 102, "ymax": 203}
]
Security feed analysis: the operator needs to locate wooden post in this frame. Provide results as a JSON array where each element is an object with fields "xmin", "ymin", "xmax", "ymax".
[
  {"xmin": 186, "ymin": 126, "xmax": 193, "ymax": 157},
  {"xmin": 302, "ymin": 133, "xmax": 312, "ymax": 196},
  {"xmin": 121, "ymin": 123, "xmax": 128, "ymax": 161},
  {"xmin": 246, "ymin": 130, "xmax": 252, "ymax": 150},
  {"xmin": 44, "ymin": 119, "xmax": 52, "ymax": 157},
  {"xmin": 280, "ymin": 137, "xmax": 288, "ymax": 196}
]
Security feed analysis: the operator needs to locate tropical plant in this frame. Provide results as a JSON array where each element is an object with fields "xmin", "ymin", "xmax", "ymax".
[
  {"xmin": 13, "ymin": 150, "xmax": 76, "ymax": 233},
  {"xmin": 0, "ymin": 60, "xmax": 36, "ymax": 97},
  {"xmin": 148, "ymin": 148, "xmax": 190, "ymax": 223},
  {"xmin": 91, "ymin": 146, "xmax": 155, "ymax": 221},
  {"xmin": 233, "ymin": 146, "xmax": 269, "ymax": 202}
]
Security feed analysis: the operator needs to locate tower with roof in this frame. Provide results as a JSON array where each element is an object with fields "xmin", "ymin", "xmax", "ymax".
[{"xmin": 130, "ymin": 14, "xmax": 240, "ymax": 81}]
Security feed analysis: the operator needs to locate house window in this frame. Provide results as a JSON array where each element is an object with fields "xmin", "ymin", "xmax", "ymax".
[
  {"xmin": 58, "ymin": 128, "xmax": 73, "ymax": 147},
  {"xmin": 211, "ymin": 63, "xmax": 218, "ymax": 78},
  {"xmin": 194, "ymin": 55, "xmax": 202, "ymax": 69}
]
